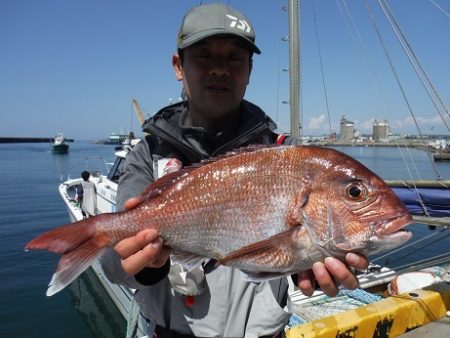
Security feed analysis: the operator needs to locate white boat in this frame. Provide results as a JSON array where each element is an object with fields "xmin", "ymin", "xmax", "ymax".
[
  {"xmin": 108, "ymin": 132, "xmax": 129, "ymax": 145},
  {"xmin": 59, "ymin": 140, "xmax": 148, "ymax": 337}
]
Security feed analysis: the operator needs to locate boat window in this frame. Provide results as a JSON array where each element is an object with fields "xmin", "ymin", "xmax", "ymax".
[{"xmin": 107, "ymin": 157, "xmax": 126, "ymax": 183}]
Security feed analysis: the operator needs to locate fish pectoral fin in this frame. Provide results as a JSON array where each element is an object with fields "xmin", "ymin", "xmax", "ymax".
[
  {"xmin": 218, "ymin": 228, "xmax": 297, "ymax": 266},
  {"xmin": 171, "ymin": 250, "xmax": 209, "ymax": 271},
  {"xmin": 286, "ymin": 182, "xmax": 311, "ymax": 227}
]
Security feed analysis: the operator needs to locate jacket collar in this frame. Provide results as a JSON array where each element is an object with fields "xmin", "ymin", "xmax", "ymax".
[{"xmin": 142, "ymin": 100, "xmax": 277, "ymax": 161}]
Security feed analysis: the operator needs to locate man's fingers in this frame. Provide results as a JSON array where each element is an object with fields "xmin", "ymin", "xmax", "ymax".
[
  {"xmin": 312, "ymin": 261, "xmax": 339, "ymax": 296},
  {"xmin": 345, "ymin": 252, "xmax": 369, "ymax": 271},
  {"xmin": 124, "ymin": 197, "xmax": 141, "ymax": 210},
  {"xmin": 119, "ymin": 239, "xmax": 163, "ymax": 275},
  {"xmin": 114, "ymin": 229, "xmax": 159, "ymax": 258},
  {"xmin": 152, "ymin": 246, "xmax": 171, "ymax": 267},
  {"xmin": 324, "ymin": 257, "xmax": 359, "ymax": 291},
  {"xmin": 296, "ymin": 269, "xmax": 315, "ymax": 296}
]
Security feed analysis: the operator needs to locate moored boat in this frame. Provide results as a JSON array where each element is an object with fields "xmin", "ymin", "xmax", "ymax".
[{"xmin": 58, "ymin": 140, "xmax": 148, "ymax": 336}]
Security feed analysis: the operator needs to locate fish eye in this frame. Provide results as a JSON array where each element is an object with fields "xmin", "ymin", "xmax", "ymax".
[{"xmin": 346, "ymin": 183, "xmax": 366, "ymax": 200}]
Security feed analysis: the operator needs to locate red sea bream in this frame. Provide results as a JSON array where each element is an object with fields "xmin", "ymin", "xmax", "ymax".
[{"xmin": 25, "ymin": 145, "xmax": 413, "ymax": 296}]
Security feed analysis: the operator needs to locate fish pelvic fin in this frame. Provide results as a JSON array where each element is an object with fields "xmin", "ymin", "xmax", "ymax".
[
  {"xmin": 218, "ymin": 227, "xmax": 299, "ymax": 266},
  {"xmin": 25, "ymin": 214, "xmax": 114, "ymax": 296}
]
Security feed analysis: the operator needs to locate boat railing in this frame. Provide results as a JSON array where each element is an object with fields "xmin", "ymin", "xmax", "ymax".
[{"xmin": 60, "ymin": 156, "xmax": 112, "ymax": 182}]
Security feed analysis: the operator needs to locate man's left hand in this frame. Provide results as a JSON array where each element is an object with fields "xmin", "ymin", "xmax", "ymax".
[{"xmin": 296, "ymin": 253, "xmax": 368, "ymax": 297}]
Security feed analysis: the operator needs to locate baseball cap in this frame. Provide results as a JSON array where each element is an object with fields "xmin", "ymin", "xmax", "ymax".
[{"xmin": 177, "ymin": 3, "xmax": 261, "ymax": 54}]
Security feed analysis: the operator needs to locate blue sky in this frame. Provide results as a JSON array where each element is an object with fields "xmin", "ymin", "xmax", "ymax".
[{"xmin": 1, "ymin": 0, "xmax": 449, "ymax": 140}]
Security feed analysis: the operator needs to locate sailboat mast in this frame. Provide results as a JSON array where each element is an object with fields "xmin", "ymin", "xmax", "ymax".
[{"xmin": 288, "ymin": 0, "xmax": 301, "ymax": 140}]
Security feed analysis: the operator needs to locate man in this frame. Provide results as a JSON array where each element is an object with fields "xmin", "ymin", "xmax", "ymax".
[
  {"xmin": 100, "ymin": 3, "xmax": 368, "ymax": 337},
  {"xmin": 77, "ymin": 170, "xmax": 96, "ymax": 217}
]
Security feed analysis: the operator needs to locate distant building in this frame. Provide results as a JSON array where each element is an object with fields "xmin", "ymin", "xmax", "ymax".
[
  {"xmin": 373, "ymin": 119, "xmax": 389, "ymax": 141},
  {"xmin": 340, "ymin": 116, "xmax": 354, "ymax": 141}
]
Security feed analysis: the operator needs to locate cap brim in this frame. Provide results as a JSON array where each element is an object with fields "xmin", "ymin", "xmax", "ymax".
[{"xmin": 178, "ymin": 30, "xmax": 261, "ymax": 54}]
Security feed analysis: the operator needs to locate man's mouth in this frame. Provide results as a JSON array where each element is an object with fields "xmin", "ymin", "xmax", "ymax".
[{"xmin": 206, "ymin": 84, "xmax": 229, "ymax": 92}]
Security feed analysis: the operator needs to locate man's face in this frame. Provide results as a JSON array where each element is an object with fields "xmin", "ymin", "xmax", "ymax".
[{"xmin": 173, "ymin": 36, "xmax": 252, "ymax": 120}]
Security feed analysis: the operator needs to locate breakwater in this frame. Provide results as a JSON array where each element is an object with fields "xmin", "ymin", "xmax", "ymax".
[{"xmin": 0, "ymin": 137, "xmax": 74, "ymax": 143}]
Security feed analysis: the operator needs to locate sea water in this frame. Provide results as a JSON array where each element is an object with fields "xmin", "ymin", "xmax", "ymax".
[{"xmin": 0, "ymin": 141, "xmax": 448, "ymax": 337}]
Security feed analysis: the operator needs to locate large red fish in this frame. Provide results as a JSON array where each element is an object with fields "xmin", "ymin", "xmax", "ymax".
[{"xmin": 26, "ymin": 145, "xmax": 412, "ymax": 296}]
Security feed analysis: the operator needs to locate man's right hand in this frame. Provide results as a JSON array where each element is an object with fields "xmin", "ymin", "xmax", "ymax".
[{"xmin": 113, "ymin": 197, "xmax": 171, "ymax": 275}]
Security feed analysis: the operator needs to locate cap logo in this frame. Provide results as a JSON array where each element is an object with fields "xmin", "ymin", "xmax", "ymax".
[{"xmin": 226, "ymin": 14, "xmax": 251, "ymax": 33}]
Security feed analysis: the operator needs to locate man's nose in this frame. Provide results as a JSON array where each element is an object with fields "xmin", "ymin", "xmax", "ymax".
[{"xmin": 209, "ymin": 58, "xmax": 230, "ymax": 76}]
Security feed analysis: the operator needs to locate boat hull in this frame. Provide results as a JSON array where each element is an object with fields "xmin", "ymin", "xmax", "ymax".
[{"xmin": 52, "ymin": 144, "xmax": 69, "ymax": 154}]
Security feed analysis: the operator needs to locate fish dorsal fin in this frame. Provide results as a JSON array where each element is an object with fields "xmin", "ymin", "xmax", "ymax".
[
  {"xmin": 218, "ymin": 227, "xmax": 298, "ymax": 266},
  {"xmin": 137, "ymin": 145, "xmax": 287, "ymax": 203},
  {"xmin": 199, "ymin": 144, "xmax": 285, "ymax": 167},
  {"xmin": 137, "ymin": 167, "xmax": 193, "ymax": 202}
]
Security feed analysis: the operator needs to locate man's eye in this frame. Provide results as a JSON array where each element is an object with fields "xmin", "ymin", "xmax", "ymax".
[
  {"xmin": 196, "ymin": 54, "xmax": 210, "ymax": 59},
  {"xmin": 229, "ymin": 55, "xmax": 245, "ymax": 61}
]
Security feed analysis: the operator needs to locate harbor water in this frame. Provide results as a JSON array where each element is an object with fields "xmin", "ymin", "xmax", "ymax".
[{"xmin": 0, "ymin": 141, "xmax": 449, "ymax": 337}]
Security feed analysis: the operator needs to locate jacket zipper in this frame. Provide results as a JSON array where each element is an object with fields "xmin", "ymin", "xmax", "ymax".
[
  {"xmin": 147, "ymin": 121, "xmax": 271, "ymax": 162},
  {"xmin": 211, "ymin": 122, "xmax": 269, "ymax": 157}
]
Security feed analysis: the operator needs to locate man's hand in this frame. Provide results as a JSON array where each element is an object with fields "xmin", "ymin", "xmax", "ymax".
[
  {"xmin": 296, "ymin": 253, "xmax": 369, "ymax": 297},
  {"xmin": 113, "ymin": 197, "xmax": 171, "ymax": 275}
]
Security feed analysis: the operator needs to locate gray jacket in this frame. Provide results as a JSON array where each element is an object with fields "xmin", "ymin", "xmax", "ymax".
[{"xmin": 100, "ymin": 100, "xmax": 297, "ymax": 337}]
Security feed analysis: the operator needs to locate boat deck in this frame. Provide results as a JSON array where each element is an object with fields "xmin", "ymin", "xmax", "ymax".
[
  {"xmin": 286, "ymin": 281, "xmax": 450, "ymax": 338},
  {"xmin": 399, "ymin": 316, "xmax": 450, "ymax": 337}
]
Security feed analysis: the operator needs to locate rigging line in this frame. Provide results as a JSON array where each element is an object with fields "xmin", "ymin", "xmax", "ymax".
[
  {"xmin": 392, "ymin": 132, "xmax": 432, "ymax": 216},
  {"xmin": 396, "ymin": 133, "xmax": 423, "ymax": 181},
  {"xmin": 371, "ymin": 227, "xmax": 448, "ymax": 263},
  {"xmin": 379, "ymin": 0, "xmax": 450, "ymax": 129},
  {"xmin": 358, "ymin": 252, "xmax": 450, "ymax": 279},
  {"xmin": 385, "ymin": 230, "xmax": 450, "ymax": 266},
  {"xmin": 310, "ymin": 0, "xmax": 332, "ymax": 136},
  {"xmin": 429, "ymin": 0, "xmax": 450, "ymax": 19},
  {"xmin": 364, "ymin": 0, "xmax": 442, "ymax": 180},
  {"xmin": 394, "ymin": 251, "xmax": 450, "ymax": 272},
  {"xmin": 337, "ymin": 0, "xmax": 393, "ymax": 118}
]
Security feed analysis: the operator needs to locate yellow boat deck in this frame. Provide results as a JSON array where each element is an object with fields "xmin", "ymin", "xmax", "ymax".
[{"xmin": 286, "ymin": 281, "xmax": 450, "ymax": 338}]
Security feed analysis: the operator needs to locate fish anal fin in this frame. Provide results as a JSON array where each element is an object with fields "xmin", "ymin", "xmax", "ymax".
[{"xmin": 218, "ymin": 228, "xmax": 298, "ymax": 266}]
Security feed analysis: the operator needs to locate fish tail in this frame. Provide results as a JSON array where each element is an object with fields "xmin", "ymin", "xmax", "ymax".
[{"xmin": 25, "ymin": 214, "xmax": 114, "ymax": 296}]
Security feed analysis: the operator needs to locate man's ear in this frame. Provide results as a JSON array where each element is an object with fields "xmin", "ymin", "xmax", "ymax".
[
  {"xmin": 172, "ymin": 54, "xmax": 183, "ymax": 81},
  {"xmin": 247, "ymin": 58, "xmax": 253, "ymax": 84}
]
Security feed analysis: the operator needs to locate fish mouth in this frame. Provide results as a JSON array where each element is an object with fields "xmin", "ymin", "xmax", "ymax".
[
  {"xmin": 376, "ymin": 212, "xmax": 413, "ymax": 236},
  {"xmin": 366, "ymin": 213, "xmax": 413, "ymax": 253}
]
